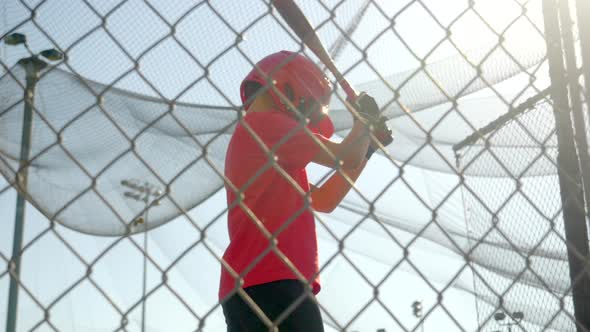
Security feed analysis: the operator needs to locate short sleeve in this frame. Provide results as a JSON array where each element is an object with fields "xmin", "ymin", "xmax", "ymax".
[{"xmin": 244, "ymin": 112, "xmax": 326, "ymax": 169}]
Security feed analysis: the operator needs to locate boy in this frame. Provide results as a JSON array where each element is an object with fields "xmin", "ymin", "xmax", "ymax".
[{"xmin": 220, "ymin": 50, "xmax": 392, "ymax": 331}]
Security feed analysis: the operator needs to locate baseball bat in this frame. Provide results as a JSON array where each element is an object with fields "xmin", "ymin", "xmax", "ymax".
[
  {"xmin": 272, "ymin": 0, "xmax": 358, "ymax": 101},
  {"xmin": 272, "ymin": 0, "xmax": 394, "ymax": 148}
]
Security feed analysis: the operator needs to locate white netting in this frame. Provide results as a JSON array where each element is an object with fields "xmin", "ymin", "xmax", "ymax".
[
  {"xmin": 455, "ymin": 94, "xmax": 589, "ymax": 331},
  {"xmin": 2, "ymin": 0, "xmax": 590, "ymax": 331}
]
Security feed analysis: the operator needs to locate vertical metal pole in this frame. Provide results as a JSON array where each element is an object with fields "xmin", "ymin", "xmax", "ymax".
[
  {"xmin": 122, "ymin": 179, "xmax": 160, "ymax": 332},
  {"xmin": 575, "ymin": 0, "xmax": 590, "ymax": 120},
  {"xmin": 543, "ymin": 1, "xmax": 590, "ymax": 331},
  {"xmin": 6, "ymin": 57, "xmax": 46, "ymax": 332},
  {"xmin": 141, "ymin": 199, "xmax": 148, "ymax": 332},
  {"xmin": 560, "ymin": 0, "xmax": 590, "ymax": 224}
]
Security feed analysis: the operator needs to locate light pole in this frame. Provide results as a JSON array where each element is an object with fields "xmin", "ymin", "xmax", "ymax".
[
  {"xmin": 494, "ymin": 311, "xmax": 525, "ymax": 332},
  {"xmin": 3, "ymin": 32, "xmax": 63, "ymax": 332},
  {"xmin": 121, "ymin": 179, "xmax": 162, "ymax": 332}
]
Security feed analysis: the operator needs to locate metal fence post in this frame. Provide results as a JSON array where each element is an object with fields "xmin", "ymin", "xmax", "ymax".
[
  {"xmin": 542, "ymin": 0, "xmax": 590, "ymax": 330},
  {"xmin": 558, "ymin": 0, "xmax": 590, "ymax": 222},
  {"xmin": 575, "ymin": 0, "xmax": 590, "ymax": 120}
]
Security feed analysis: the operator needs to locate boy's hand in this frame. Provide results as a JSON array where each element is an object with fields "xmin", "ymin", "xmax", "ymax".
[
  {"xmin": 348, "ymin": 91, "xmax": 394, "ymax": 143},
  {"xmin": 366, "ymin": 115, "xmax": 394, "ymax": 160},
  {"xmin": 348, "ymin": 92, "xmax": 380, "ymax": 123},
  {"xmin": 372, "ymin": 115, "xmax": 394, "ymax": 147},
  {"xmin": 346, "ymin": 92, "xmax": 394, "ymax": 159}
]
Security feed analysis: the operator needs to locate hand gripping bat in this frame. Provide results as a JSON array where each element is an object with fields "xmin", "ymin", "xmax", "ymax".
[{"xmin": 272, "ymin": 0, "xmax": 394, "ymax": 147}]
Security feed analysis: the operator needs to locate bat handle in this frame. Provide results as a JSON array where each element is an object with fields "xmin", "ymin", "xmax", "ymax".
[
  {"xmin": 325, "ymin": 61, "xmax": 358, "ymax": 101},
  {"xmin": 338, "ymin": 79, "xmax": 358, "ymax": 101}
]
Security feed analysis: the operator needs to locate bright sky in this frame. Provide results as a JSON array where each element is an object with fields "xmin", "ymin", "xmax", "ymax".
[{"xmin": 0, "ymin": 0, "xmax": 557, "ymax": 331}]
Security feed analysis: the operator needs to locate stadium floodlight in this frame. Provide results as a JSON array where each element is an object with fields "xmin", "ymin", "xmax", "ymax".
[
  {"xmin": 512, "ymin": 311, "xmax": 524, "ymax": 321},
  {"xmin": 411, "ymin": 301, "xmax": 423, "ymax": 318},
  {"xmin": 494, "ymin": 310, "xmax": 525, "ymax": 332},
  {"xmin": 39, "ymin": 49, "xmax": 64, "ymax": 61},
  {"xmin": 494, "ymin": 312, "xmax": 506, "ymax": 321},
  {"xmin": 411, "ymin": 301, "xmax": 425, "ymax": 331},
  {"xmin": 3, "ymin": 33, "xmax": 26, "ymax": 45},
  {"xmin": 3, "ymin": 32, "xmax": 63, "ymax": 63}
]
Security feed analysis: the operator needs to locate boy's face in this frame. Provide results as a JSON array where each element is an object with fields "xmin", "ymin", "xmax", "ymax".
[
  {"xmin": 308, "ymin": 104, "xmax": 329, "ymax": 125},
  {"xmin": 298, "ymin": 98, "xmax": 329, "ymax": 125},
  {"xmin": 306, "ymin": 91, "xmax": 331, "ymax": 124}
]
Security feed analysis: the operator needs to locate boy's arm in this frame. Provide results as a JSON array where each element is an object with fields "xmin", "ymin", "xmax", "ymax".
[
  {"xmin": 309, "ymin": 159, "xmax": 368, "ymax": 213},
  {"xmin": 311, "ymin": 93, "xmax": 389, "ymax": 169},
  {"xmin": 311, "ymin": 120, "xmax": 371, "ymax": 170},
  {"xmin": 307, "ymin": 93, "xmax": 393, "ymax": 212},
  {"xmin": 309, "ymin": 114, "xmax": 394, "ymax": 213}
]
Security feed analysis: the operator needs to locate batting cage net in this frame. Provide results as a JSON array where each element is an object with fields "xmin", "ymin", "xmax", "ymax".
[
  {"xmin": 1, "ymin": 0, "xmax": 590, "ymax": 331},
  {"xmin": 455, "ymin": 90, "xmax": 580, "ymax": 331}
]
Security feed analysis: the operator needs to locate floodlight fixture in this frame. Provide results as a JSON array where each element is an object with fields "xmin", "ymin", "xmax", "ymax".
[
  {"xmin": 3, "ymin": 33, "xmax": 26, "ymax": 45},
  {"xmin": 494, "ymin": 312, "xmax": 506, "ymax": 321},
  {"xmin": 40, "ymin": 49, "xmax": 63, "ymax": 61},
  {"xmin": 411, "ymin": 301, "xmax": 423, "ymax": 318},
  {"xmin": 512, "ymin": 311, "xmax": 524, "ymax": 321}
]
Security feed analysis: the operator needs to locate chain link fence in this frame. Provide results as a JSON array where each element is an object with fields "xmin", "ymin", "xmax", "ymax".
[
  {"xmin": 1, "ymin": 0, "xmax": 590, "ymax": 331},
  {"xmin": 456, "ymin": 90, "xmax": 575, "ymax": 331}
]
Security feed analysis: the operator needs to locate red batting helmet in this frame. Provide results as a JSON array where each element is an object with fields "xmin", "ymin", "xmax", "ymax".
[{"xmin": 240, "ymin": 50, "xmax": 334, "ymax": 138}]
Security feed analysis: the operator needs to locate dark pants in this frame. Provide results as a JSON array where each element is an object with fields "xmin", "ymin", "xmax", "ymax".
[{"xmin": 222, "ymin": 279, "xmax": 325, "ymax": 332}]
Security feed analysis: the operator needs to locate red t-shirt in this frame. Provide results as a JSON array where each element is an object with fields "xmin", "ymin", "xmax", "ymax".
[{"xmin": 219, "ymin": 110, "xmax": 325, "ymax": 300}]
